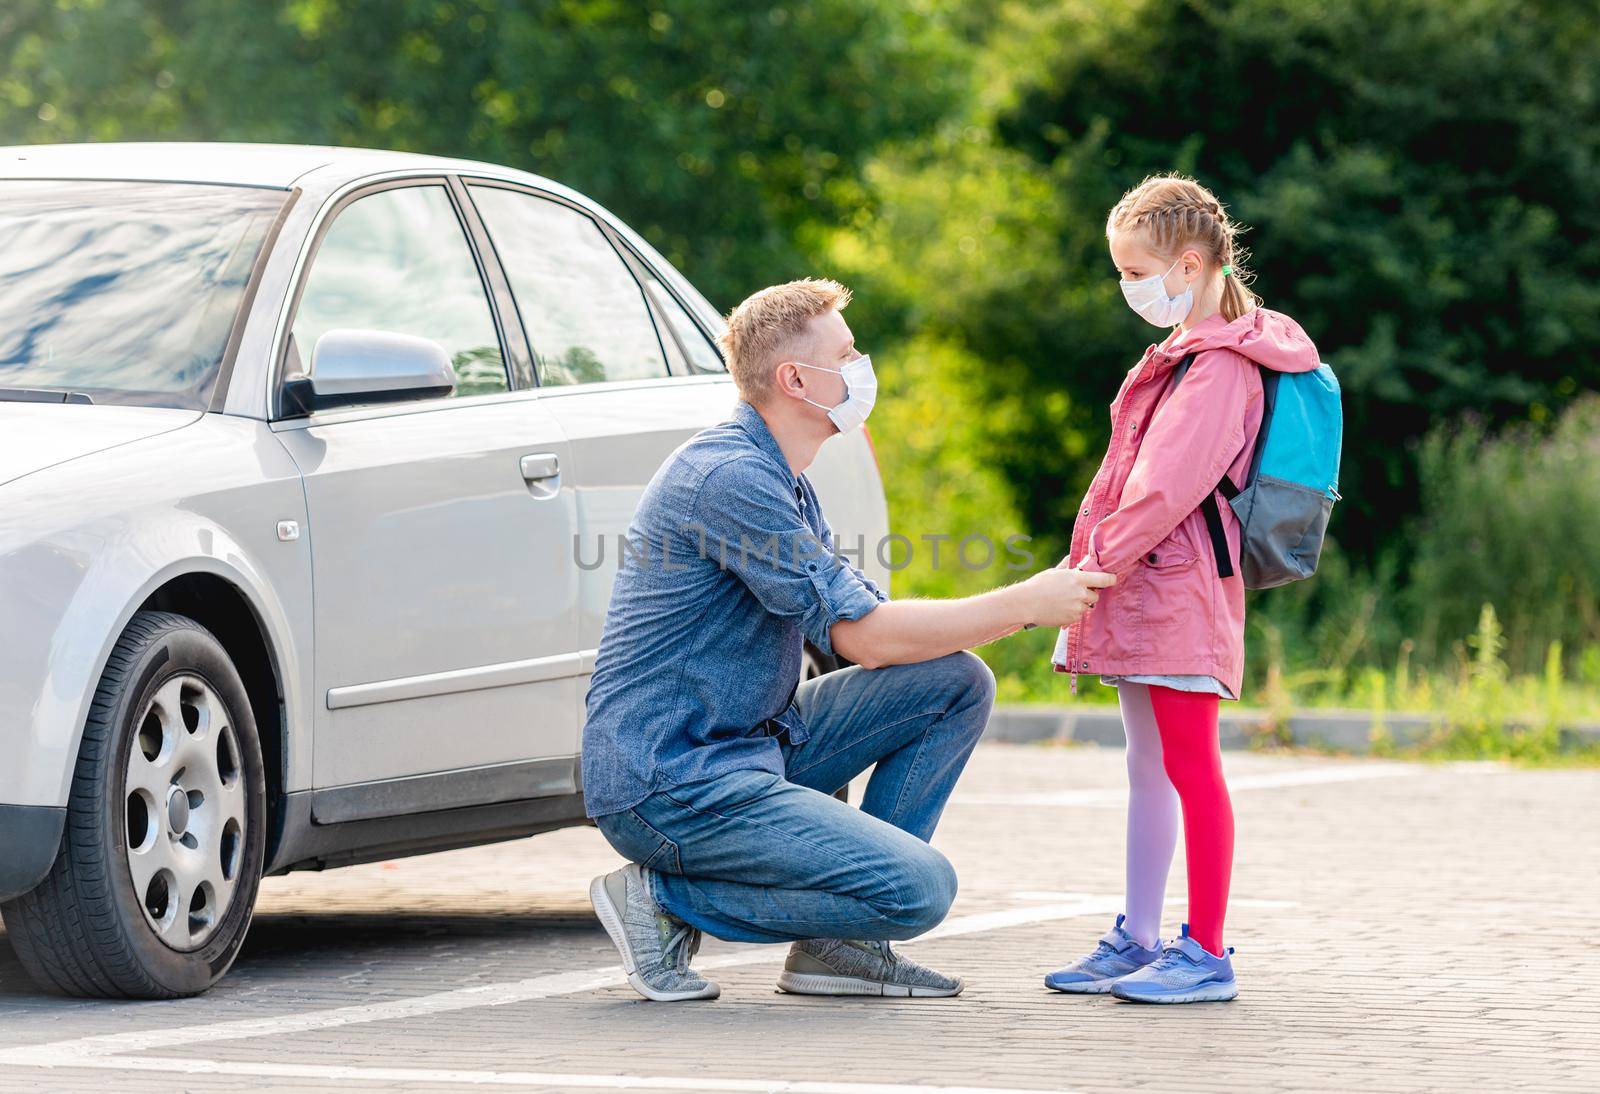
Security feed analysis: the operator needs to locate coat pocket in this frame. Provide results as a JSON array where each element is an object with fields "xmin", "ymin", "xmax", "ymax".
[{"xmin": 1136, "ymin": 532, "xmax": 1200, "ymax": 635}]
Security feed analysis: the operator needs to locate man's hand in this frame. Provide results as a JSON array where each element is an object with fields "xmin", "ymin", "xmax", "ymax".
[
  {"xmin": 830, "ymin": 565, "xmax": 1116, "ymax": 670},
  {"xmin": 1023, "ymin": 567, "xmax": 1116, "ymax": 627}
]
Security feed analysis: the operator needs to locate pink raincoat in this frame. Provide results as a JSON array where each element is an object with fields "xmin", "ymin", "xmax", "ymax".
[{"xmin": 1051, "ymin": 308, "xmax": 1321, "ymax": 699}]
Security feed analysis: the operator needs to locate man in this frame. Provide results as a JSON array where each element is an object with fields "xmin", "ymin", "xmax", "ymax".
[{"xmin": 583, "ymin": 278, "xmax": 1114, "ymax": 1001}]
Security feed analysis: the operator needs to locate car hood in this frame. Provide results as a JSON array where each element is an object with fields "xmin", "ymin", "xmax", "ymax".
[{"xmin": 0, "ymin": 403, "xmax": 204, "ymax": 489}]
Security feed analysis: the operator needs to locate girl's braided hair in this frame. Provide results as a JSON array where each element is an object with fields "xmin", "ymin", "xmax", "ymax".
[{"xmin": 1108, "ymin": 175, "xmax": 1260, "ymax": 322}]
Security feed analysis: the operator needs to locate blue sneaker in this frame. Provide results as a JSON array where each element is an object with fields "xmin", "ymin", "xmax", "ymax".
[
  {"xmin": 1044, "ymin": 914, "xmax": 1163, "ymax": 994},
  {"xmin": 1110, "ymin": 923, "xmax": 1237, "ymax": 1003}
]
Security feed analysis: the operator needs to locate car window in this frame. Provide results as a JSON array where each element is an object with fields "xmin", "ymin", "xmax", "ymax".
[
  {"xmin": 293, "ymin": 185, "xmax": 508, "ymax": 398},
  {"xmin": 0, "ymin": 180, "xmax": 284, "ymax": 409},
  {"xmin": 639, "ymin": 269, "xmax": 726, "ymax": 375},
  {"xmin": 468, "ymin": 186, "xmax": 668, "ymax": 386}
]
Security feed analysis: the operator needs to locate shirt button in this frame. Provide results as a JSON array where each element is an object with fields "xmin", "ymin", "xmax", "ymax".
[
  {"xmin": 1148, "ymin": 552, "xmax": 1158, "ymax": 564},
  {"xmin": 1080, "ymin": 660, "xmax": 1088, "ymax": 669}
]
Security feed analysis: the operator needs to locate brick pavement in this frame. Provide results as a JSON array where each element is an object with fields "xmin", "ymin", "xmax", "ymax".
[{"xmin": 1, "ymin": 744, "xmax": 1596, "ymax": 1093}]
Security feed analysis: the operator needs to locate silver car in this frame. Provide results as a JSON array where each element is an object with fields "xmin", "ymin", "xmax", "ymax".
[{"xmin": 0, "ymin": 143, "xmax": 890, "ymax": 998}]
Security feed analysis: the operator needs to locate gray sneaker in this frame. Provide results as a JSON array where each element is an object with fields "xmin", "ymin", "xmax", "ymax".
[
  {"xmin": 589, "ymin": 864, "xmax": 719, "ymax": 1001},
  {"xmin": 777, "ymin": 938, "xmax": 964, "ymax": 998}
]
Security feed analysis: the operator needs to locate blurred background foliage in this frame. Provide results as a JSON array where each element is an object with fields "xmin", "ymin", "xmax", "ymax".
[{"xmin": 4, "ymin": 0, "xmax": 1597, "ymax": 721}]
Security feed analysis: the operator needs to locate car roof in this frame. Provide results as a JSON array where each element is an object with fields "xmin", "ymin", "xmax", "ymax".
[{"xmin": 0, "ymin": 142, "xmax": 547, "ymax": 190}]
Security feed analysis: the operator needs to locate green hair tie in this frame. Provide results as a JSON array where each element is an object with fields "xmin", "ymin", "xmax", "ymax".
[{"xmin": 1221, "ymin": 264, "xmax": 1234, "ymax": 276}]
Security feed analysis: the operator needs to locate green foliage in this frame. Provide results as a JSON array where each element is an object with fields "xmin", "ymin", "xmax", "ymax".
[
  {"xmin": 843, "ymin": 0, "xmax": 1600, "ymax": 564},
  {"xmin": 0, "ymin": 0, "xmax": 967, "ymax": 310},
  {"xmin": 1409, "ymin": 395, "xmax": 1600, "ymax": 673}
]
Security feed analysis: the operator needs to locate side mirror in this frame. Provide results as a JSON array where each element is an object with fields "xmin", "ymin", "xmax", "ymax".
[{"xmin": 283, "ymin": 329, "xmax": 455, "ymax": 415}]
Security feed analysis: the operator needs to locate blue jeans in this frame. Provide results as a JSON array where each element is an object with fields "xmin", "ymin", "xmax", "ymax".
[{"xmin": 593, "ymin": 650, "xmax": 995, "ymax": 944}]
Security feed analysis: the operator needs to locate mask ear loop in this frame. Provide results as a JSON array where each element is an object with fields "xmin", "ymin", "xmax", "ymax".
[{"xmin": 792, "ymin": 361, "xmax": 846, "ymax": 414}]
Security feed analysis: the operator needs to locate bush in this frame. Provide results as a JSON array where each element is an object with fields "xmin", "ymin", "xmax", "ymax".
[{"xmin": 1408, "ymin": 395, "xmax": 1600, "ymax": 674}]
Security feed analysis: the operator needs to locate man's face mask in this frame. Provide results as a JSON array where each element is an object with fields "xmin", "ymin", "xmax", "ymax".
[
  {"xmin": 795, "ymin": 355, "xmax": 877, "ymax": 433},
  {"xmin": 1120, "ymin": 257, "xmax": 1193, "ymax": 328}
]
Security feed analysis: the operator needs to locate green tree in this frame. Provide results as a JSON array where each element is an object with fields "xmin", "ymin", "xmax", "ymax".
[
  {"xmin": 0, "ymin": 0, "xmax": 967, "ymax": 310},
  {"xmin": 840, "ymin": 0, "xmax": 1600, "ymax": 565}
]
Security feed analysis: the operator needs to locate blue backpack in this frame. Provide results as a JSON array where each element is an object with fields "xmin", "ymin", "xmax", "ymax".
[{"xmin": 1171, "ymin": 353, "xmax": 1343, "ymax": 589}]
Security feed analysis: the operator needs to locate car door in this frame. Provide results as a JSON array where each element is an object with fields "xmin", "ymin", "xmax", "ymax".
[
  {"xmin": 270, "ymin": 179, "xmax": 582, "ymax": 821},
  {"xmin": 463, "ymin": 182, "xmax": 738, "ymax": 716}
]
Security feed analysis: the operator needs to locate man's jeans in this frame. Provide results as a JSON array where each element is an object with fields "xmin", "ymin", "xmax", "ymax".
[{"xmin": 593, "ymin": 650, "xmax": 995, "ymax": 944}]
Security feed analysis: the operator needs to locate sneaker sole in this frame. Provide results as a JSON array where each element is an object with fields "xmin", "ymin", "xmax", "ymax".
[
  {"xmin": 776, "ymin": 970, "xmax": 964, "ymax": 998},
  {"xmin": 1044, "ymin": 976, "xmax": 1118, "ymax": 994},
  {"xmin": 1111, "ymin": 980, "xmax": 1238, "ymax": 1004},
  {"xmin": 587, "ymin": 874, "xmax": 720, "ymax": 1003}
]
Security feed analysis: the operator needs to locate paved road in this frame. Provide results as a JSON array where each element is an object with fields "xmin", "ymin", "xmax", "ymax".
[{"xmin": 2, "ymin": 744, "xmax": 1596, "ymax": 1093}]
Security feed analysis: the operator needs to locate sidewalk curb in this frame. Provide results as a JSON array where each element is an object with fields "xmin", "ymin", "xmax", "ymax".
[{"xmin": 984, "ymin": 706, "xmax": 1600, "ymax": 753}]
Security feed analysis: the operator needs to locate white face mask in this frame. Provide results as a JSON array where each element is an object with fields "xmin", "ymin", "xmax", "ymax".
[
  {"xmin": 1120, "ymin": 258, "xmax": 1194, "ymax": 327},
  {"xmin": 795, "ymin": 355, "xmax": 877, "ymax": 433}
]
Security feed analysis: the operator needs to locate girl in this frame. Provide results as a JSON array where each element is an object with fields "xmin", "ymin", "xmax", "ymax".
[{"xmin": 1044, "ymin": 176, "xmax": 1321, "ymax": 1003}]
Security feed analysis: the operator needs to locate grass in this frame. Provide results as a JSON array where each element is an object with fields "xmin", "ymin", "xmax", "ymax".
[{"xmin": 976, "ymin": 605, "xmax": 1600, "ymax": 766}]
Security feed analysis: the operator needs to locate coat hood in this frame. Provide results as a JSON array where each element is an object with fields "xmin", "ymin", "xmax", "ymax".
[{"xmin": 1174, "ymin": 307, "xmax": 1321, "ymax": 374}]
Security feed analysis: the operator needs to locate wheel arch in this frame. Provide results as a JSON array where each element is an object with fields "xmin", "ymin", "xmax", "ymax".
[
  {"xmin": 5, "ymin": 537, "xmax": 309, "ymax": 812},
  {"xmin": 136, "ymin": 572, "xmax": 289, "ymax": 862}
]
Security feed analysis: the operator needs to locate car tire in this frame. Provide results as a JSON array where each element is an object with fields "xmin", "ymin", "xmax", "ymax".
[
  {"xmin": 1, "ymin": 611, "xmax": 267, "ymax": 998},
  {"xmin": 801, "ymin": 642, "xmax": 840, "ymax": 682}
]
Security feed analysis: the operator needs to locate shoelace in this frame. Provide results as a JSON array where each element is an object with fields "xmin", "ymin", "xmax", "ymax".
[
  {"xmin": 658, "ymin": 917, "xmax": 702, "ymax": 976},
  {"xmin": 1151, "ymin": 943, "xmax": 1201, "ymax": 971},
  {"xmin": 873, "ymin": 941, "xmax": 898, "ymax": 968}
]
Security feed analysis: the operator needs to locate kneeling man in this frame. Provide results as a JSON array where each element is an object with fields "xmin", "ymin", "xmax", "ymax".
[{"xmin": 583, "ymin": 278, "xmax": 1112, "ymax": 1001}]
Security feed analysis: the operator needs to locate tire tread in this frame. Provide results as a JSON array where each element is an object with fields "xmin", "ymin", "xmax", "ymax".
[{"xmin": 3, "ymin": 612, "xmax": 223, "ymax": 998}]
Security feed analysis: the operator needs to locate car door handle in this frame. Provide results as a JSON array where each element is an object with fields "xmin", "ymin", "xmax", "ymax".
[{"xmin": 520, "ymin": 452, "xmax": 561, "ymax": 499}]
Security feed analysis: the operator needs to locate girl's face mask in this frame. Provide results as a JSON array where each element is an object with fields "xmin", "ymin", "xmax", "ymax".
[{"xmin": 1119, "ymin": 257, "xmax": 1194, "ymax": 328}]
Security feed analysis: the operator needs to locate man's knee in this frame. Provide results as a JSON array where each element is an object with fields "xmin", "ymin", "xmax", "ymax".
[
  {"xmin": 942, "ymin": 650, "xmax": 995, "ymax": 731},
  {"xmin": 882, "ymin": 844, "xmax": 958, "ymax": 935}
]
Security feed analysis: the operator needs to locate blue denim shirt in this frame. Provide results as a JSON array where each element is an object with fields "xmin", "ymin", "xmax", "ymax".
[{"xmin": 581, "ymin": 400, "xmax": 887, "ymax": 817}]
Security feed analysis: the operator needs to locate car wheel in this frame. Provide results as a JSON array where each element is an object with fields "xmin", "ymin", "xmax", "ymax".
[
  {"xmin": 801, "ymin": 642, "xmax": 839, "ymax": 682},
  {"xmin": 1, "ymin": 611, "xmax": 266, "ymax": 998}
]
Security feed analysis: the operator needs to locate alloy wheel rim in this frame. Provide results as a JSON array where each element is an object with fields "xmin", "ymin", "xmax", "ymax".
[{"xmin": 123, "ymin": 673, "xmax": 246, "ymax": 952}]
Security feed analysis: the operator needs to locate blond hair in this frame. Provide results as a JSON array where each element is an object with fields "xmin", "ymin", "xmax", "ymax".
[
  {"xmin": 717, "ymin": 277, "xmax": 852, "ymax": 402},
  {"xmin": 1108, "ymin": 175, "xmax": 1260, "ymax": 322}
]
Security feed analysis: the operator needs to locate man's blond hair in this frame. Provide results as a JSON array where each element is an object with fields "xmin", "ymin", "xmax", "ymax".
[{"xmin": 717, "ymin": 278, "xmax": 852, "ymax": 403}]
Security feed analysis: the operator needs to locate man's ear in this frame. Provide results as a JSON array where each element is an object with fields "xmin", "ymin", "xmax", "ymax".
[{"xmin": 773, "ymin": 360, "xmax": 807, "ymax": 399}]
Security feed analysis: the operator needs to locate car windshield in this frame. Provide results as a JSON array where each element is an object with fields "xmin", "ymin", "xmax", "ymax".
[{"xmin": 0, "ymin": 180, "xmax": 287, "ymax": 409}]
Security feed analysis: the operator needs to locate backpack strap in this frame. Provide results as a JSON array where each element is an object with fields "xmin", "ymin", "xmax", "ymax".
[{"xmin": 1168, "ymin": 353, "xmax": 1237, "ymax": 580}]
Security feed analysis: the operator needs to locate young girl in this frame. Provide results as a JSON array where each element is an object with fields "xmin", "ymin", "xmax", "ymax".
[{"xmin": 1045, "ymin": 176, "xmax": 1321, "ymax": 1003}]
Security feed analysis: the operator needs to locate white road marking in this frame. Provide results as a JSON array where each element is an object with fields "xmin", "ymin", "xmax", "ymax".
[
  {"xmin": 0, "ymin": 1054, "xmax": 1077, "ymax": 1094},
  {"xmin": 1010, "ymin": 894, "xmax": 1299, "ymax": 910},
  {"xmin": 959, "ymin": 762, "xmax": 1416, "ymax": 807},
  {"xmin": 0, "ymin": 895, "xmax": 1132, "ymax": 1073},
  {"xmin": 0, "ymin": 889, "xmax": 1298, "ymax": 1088}
]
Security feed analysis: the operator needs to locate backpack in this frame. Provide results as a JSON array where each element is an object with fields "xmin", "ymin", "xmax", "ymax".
[{"xmin": 1170, "ymin": 352, "xmax": 1343, "ymax": 589}]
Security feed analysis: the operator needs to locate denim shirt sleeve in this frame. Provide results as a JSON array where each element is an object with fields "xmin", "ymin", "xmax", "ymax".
[
  {"xmin": 815, "ymin": 493, "xmax": 888, "ymax": 607},
  {"xmin": 689, "ymin": 458, "xmax": 881, "ymax": 657}
]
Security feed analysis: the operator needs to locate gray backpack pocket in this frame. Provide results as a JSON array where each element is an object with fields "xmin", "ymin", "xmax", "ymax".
[{"xmin": 1227, "ymin": 474, "xmax": 1334, "ymax": 589}]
